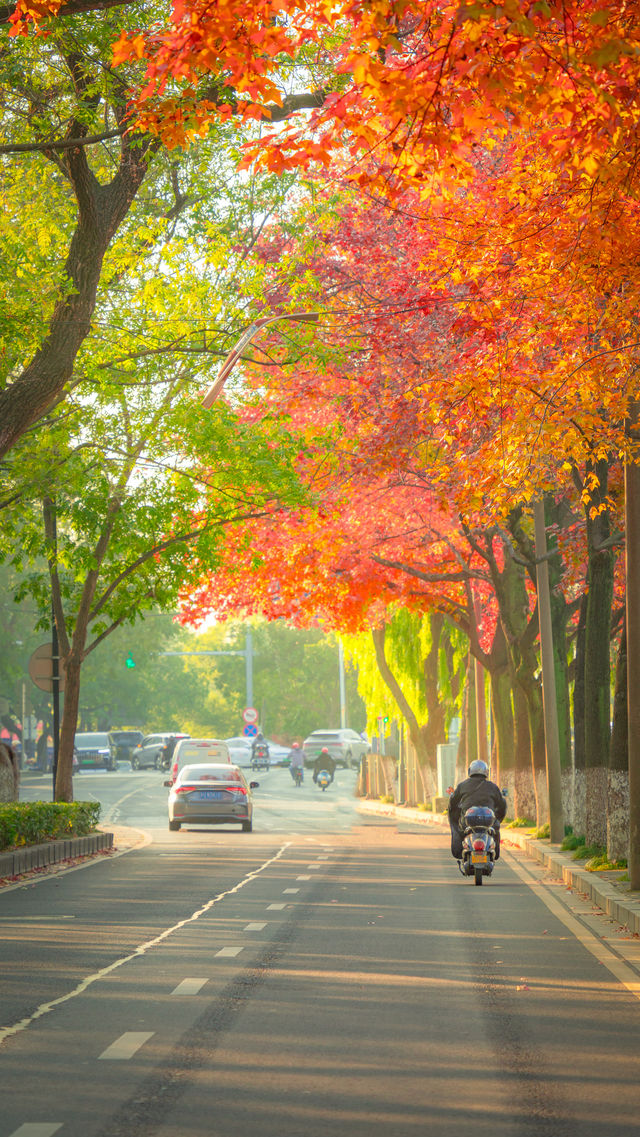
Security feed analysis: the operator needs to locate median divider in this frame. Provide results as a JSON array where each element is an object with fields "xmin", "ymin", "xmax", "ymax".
[
  {"xmin": 356, "ymin": 798, "xmax": 640, "ymax": 935},
  {"xmin": 0, "ymin": 830, "xmax": 114, "ymax": 880}
]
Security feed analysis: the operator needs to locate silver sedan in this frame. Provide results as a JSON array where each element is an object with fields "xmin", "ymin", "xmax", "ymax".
[{"xmin": 165, "ymin": 763, "xmax": 258, "ymax": 832}]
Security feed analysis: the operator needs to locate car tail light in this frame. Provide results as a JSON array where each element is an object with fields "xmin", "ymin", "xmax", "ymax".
[
  {"xmin": 172, "ymin": 761, "xmax": 178, "ymax": 780},
  {"xmin": 473, "ymin": 838, "xmax": 486, "ymax": 851},
  {"xmin": 175, "ymin": 785, "xmax": 197, "ymax": 794},
  {"xmin": 233, "ymin": 786, "xmax": 247, "ymax": 796}
]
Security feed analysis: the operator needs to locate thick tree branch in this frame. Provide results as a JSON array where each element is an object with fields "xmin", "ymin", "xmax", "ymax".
[{"xmin": 0, "ymin": 128, "xmax": 124, "ymax": 155}]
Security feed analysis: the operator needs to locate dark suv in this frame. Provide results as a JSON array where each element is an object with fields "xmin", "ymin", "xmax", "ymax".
[
  {"xmin": 74, "ymin": 732, "xmax": 118, "ymax": 771},
  {"xmin": 110, "ymin": 730, "xmax": 144, "ymax": 763}
]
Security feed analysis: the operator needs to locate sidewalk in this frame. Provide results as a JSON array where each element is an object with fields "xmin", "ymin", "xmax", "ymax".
[{"xmin": 356, "ymin": 798, "xmax": 640, "ymax": 935}]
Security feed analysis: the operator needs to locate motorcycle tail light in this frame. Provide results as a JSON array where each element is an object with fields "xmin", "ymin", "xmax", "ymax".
[{"xmin": 473, "ymin": 838, "xmax": 486, "ymax": 851}]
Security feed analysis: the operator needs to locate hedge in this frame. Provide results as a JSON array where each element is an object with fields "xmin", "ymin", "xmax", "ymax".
[{"xmin": 0, "ymin": 801, "xmax": 102, "ymax": 851}]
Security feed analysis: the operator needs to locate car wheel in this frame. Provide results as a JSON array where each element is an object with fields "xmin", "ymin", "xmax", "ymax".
[
  {"xmin": 169, "ymin": 820, "xmax": 181, "ymax": 831},
  {"xmin": 131, "ymin": 755, "xmax": 139, "ymax": 770},
  {"xmin": 345, "ymin": 750, "xmax": 353, "ymax": 769},
  {"xmin": 242, "ymin": 820, "xmax": 253, "ymax": 832}
]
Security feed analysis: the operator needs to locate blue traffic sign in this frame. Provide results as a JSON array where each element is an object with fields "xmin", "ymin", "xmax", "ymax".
[{"xmin": 243, "ymin": 723, "xmax": 258, "ymax": 737}]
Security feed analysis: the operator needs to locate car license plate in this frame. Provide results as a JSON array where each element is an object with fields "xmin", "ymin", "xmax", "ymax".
[
  {"xmin": 471, "ymin": 854, "xmax": 488, "ymax": 864},
  {"xmin": 194, "ymin": 790, "xmax": 225, "ymax": 801}
]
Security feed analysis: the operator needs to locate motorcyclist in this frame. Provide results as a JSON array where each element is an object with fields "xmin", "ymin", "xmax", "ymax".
[
  {"xmin": 288, "ymin": 742, "xmax": 304, "ymax": 783},
  {"xmin": 448, "ymin": 760, "xmax": 506, "ymax": 860},
  {"xmin": 251, "ymin": 732, "xmax": 270, "ymax": 766},
  {"xmin": 312, "ymin": 746, "xmax": 336, "ymax": 785}
]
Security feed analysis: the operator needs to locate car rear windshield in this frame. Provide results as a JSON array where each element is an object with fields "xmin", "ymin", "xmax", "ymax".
[
  {"xmin": 179, "ymin": 743, "xmax": 227, "ymax": 761},
  {"xmin": 178, "ymin": 766, "xmax": 242, "ymax": 784},
  {"xmin": 111, "ymin": 732, "xmax": 141, "ymax": 743},
  {"xmin": 309, "ymin": 732, "xmax": 340, "ymax": 741}
]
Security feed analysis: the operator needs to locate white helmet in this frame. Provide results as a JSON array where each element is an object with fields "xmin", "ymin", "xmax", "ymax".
[{"xmin": 468, "ymin": 760, "xmax": 489, "ymax": 777}]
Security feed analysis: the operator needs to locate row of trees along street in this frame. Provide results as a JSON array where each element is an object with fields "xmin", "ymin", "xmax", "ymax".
[{"xmin": 1, "ymin": 2, "xmax": 640, "ymax": 876}]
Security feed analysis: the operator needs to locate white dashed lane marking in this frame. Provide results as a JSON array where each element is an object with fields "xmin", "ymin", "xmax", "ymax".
[
  {"xmin": 215, "ymin": 947, "xmax": 244, "ymax": 958},
  {"xmin": 99, "ymin": 1032, "xmax": 154, "ymax": 1060},
  {"xmin": 171, "ymin": 978, "xmax": 209, "ymax": 995},
  {"xmin": 296, "ymin": 875, "xmax": 311, "ymax": 880},
  {"xmin": 244, "ymin": 922, "xmax": 267, "ymax": 931},
  {"xmin": 9, "ymin": 1127, "xmax": 63, "ymax": 1137},
  {"xmin": 267, "ymin": 903, "xmax": 286, "ymax": 910},
  {"xmin": 283, "ymin": 888, "xmax": 299, "ymax": 894}
]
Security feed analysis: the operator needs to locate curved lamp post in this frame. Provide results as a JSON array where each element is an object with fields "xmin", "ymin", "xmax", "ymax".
[{"xmin": 201, "ymin": 311, "xmax": 319, "ymax": 408}]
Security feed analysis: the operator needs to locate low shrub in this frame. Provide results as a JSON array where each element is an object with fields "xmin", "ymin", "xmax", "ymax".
[
  {"xmin": 584, "ymin": 852, "xmax": 628, "ymax": 872},
  {"xmin": 379, "ymin": 794, "xmax": 394, "ymax": 804},
  {"xmin": 562, "ymin": 834, "xmax": 585, "ymax": 851},
  {"xmin": 534, "ymin": 822, "xmax": 550, "ymax": 839},
  {"xmin": 0, "ymin": 801, "xmax": 101, "ymax": 851},
  {"xmin": 417, "ymin": 802, "xmax": 432, "ymax": 812},
  {"xmin": 571, "ymin": 842, "xmax": 606, "ymax": 862},
  {"xmin": 505, "ymin": 817, "xmax": 534, "ymax": 829}
]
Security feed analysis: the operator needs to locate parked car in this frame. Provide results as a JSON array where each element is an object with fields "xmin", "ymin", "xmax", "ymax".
[
  {"xmin": 302, "ymin": 729, "xmax": 370, "ymax": 769},
  {"xmin": 131, "ymin": 733, "xmax": 190, "ymax": 771},
  {"xmin": 73, "ymin": 732, "xmax": 118, "ymax": 771},
  {"xmin": 170, "ymin": 738, "xmax": 231, "ymax": 784},
  {"xmin": 110, "ymin": 730, "xmax": 144, "ymax": 763},
  {"xmin": 165, "ymin": 762, "xmax": 258, "ymax": 832}
]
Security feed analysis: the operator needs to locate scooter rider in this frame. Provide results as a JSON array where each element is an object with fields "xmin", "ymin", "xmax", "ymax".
[
  {"xmin": 312, "ymin": 746, "xmax": 336, "ymax": 785},
  {"xmin": 448, "ymin": 760, "xmax": 506, "ymax": 860},
  {"xmin": 288, "ymin": 742, "xmax": 304, "ymax": 782}
]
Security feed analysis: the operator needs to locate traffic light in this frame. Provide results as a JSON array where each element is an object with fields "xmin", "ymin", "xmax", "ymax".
[{"xmin": 125, "ymin": 652, "xmax": 136, "ymax": 669}]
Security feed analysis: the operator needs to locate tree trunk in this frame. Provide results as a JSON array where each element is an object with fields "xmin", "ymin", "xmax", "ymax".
[
  {"xmin": 572, "ymin": 589, "xmax": 588, "ymax": 837},
  {"xmin": 0, "ymin": 136, "xmax": 152, "ymax": 458},
  {"xmin": 608, "ymin": 622, "xmax": 629, "ymax": 862},
  {"xmin": 584, "ymin": 458, "xmax": 614, "ymax": 847}
]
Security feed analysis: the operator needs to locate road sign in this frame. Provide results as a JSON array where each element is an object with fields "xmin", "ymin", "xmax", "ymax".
[
  {"xmin": 243, "ymin": 723, "xmax": 258, "ymax": 738},
  {"xmin": 28, "ymin": 643, "xmax": 66, "ymax": 693},
  {"xmin": 242, "ymin": 707, "xmax": 258, "ymax": 724}
]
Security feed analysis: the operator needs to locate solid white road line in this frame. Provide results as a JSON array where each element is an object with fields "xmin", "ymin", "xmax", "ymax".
[
  {"xmin": 171, "ymin": 978, "xmax": 209, "ymax": 995},
  {"xmin": 283, "ymin": 888, "xmax": 299, "ymax": 894},
  {"xmin": 9, "ymin": 1127, "xmax": 62, "ymax": 1137},
  {"xmin": 0, "ymin": 842, "xmax": 291, "ymax": 1048},
  {"xmin": 99, "ymin": 1032, "xmax": 154, "ymax": 1060},
  {"xmin": 244, "ymin": 922, "xmax": 267, "ymax": 931},
  {"xmin": 508, "ymin": 853, "xmax": 640, "ymax": 1001},
  {"xmin": 267, "ymin": 903, "xmax": 286, "ymax": 910},
  {"xmin": 215, "ymin": 947, "xmax": 244, "ymax": 958}
]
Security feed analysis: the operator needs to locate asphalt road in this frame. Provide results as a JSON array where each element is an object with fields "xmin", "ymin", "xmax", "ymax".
[{"xmin": 3, "ymin": 765, "xmax": 640, "ymax": 1137}]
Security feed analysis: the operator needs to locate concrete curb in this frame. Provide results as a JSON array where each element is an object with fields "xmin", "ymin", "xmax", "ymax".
[
  {"xmin": 0, "ymin": 831, "xmax": 114, "ymax": 880},
  {"xmin": 356, "ymin": 798, "xmax": 640, "ymax": 935}
]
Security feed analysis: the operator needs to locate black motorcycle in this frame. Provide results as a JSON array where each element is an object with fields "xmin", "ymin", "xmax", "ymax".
[{"xmin": 459, "ymin": 805, "xmax": 497, "ymax": 885}]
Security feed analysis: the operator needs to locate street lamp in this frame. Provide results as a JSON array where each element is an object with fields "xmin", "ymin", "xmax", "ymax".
[{"xmin": 201, "ymin": 312, "xmax": 319, "ymax": 408}]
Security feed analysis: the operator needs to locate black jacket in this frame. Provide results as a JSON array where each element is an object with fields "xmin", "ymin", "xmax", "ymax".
[
  {"xmin": 313, "ymin": 753, "xmax": 336, "ymax": 776},
  {"xmin": 448, "ymin": 774, "xmax": 506, "ymax": 827}
]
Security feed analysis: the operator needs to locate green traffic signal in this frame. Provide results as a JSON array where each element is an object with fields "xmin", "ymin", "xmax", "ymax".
[{"xmin": 126, "ymin": 652, "xmax": 136, "ymax": 669}]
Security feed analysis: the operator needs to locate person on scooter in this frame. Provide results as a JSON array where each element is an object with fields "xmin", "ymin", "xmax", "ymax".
[
  {"xmin": 251, "ymin": 732, "xmax": 270, "ymax": 768},
  {"xmin": 312, "ymin": 746, "xmax": 336, "ymax": 785},
  {"xmin": 288, "ymin": 742, "xmax": 304, "ymax": 783},
  {"xmin": 448, "ymin": 760, "xmax": 506, "ymax": 860}
]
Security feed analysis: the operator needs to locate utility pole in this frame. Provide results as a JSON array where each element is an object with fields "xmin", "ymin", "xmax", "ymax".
[
  {"xmin": 626, "ymin": 403, "xmax": 640, "ymax": 887},
  {"xmin": 161, "ymin": 633, "xmax": 255, "ymax": 709},
  {"xmin": 533, "ymin": 498, "xmax": 564, "ymax": 844},
  {"xmin": 338, "ymin": 641, "xmax": 347, "ymax": 728}
]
